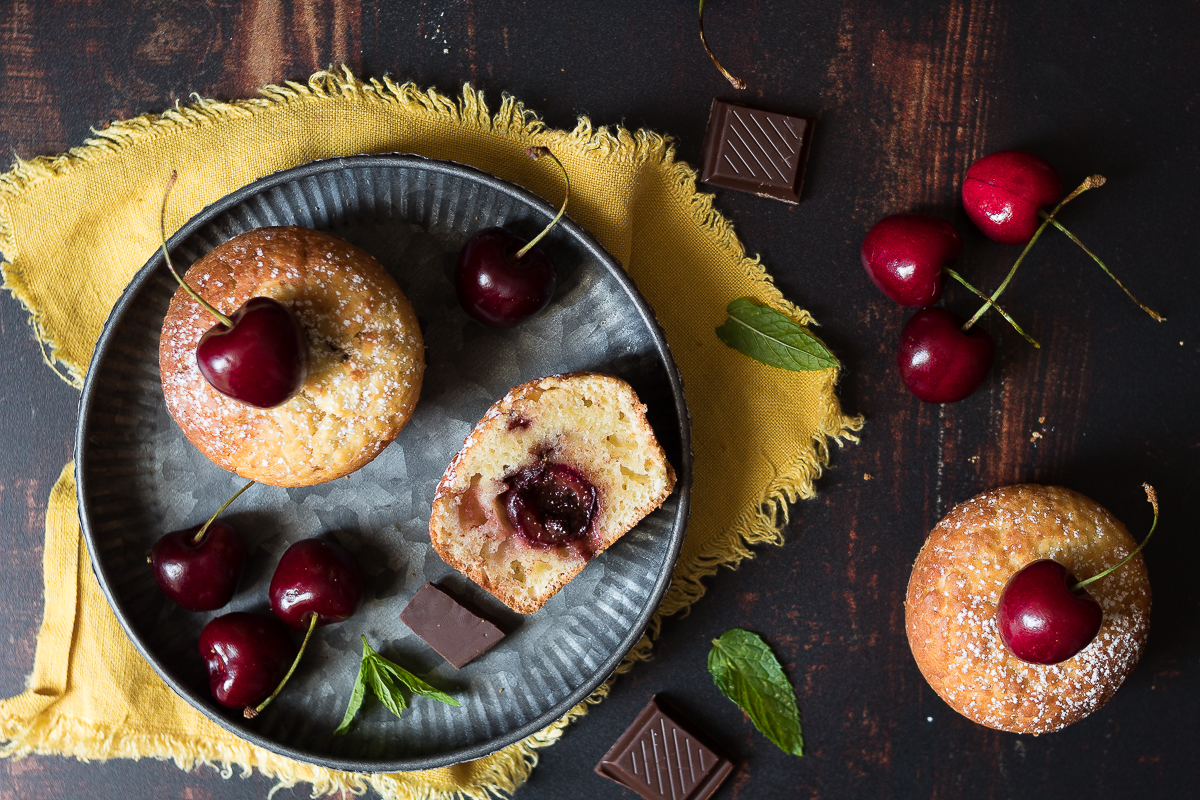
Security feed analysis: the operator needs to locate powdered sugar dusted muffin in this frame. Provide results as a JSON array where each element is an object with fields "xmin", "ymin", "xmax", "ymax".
[
  {"xmin": 159, "ymin": 226, "xmax": 424, "ymax": 487},
  {"xmin": 429, "ymin": 373, "xmax": 676, "ymax": 614},
  {"xmin": 905, "ymin": 484, "xmax": 1150, "ymax": 734}
]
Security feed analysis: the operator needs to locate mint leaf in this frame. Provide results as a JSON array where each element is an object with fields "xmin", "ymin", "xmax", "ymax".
[
  {"xmin": 332, "ymin": 648, "xmax": 369, "ymax": 736},
  {"xmin": 716, "ymin": 298, "xmax": 837, "ymax": 371},
  {"xmin": 334, "ymin": 636, "xmax": 459, "ymax": 735},
  {"xmin": 378, "ymin": 659, "xmax": 460, "ymax": 708},
  {"xmin": 708, "ymin": 629, "xmax": 804, "ymax": 756}
]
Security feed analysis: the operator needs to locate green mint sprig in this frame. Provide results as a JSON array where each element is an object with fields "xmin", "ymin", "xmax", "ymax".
[
  {"xmin": 707, "ymin": 628, "xmax": 804, "ymax": 756},
  {"xmin": 334, "ymin": 636, "xmax": 460, "ymax": 736}
]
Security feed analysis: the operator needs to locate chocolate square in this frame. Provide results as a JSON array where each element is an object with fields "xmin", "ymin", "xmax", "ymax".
[
  {"xmin": 399, "ymin": 582, "xmax": 505, "ymax": 669},
  {"xmin": 595, "ymin": 695, "xmax": 734, "ymax": 800},
  {"xmin": 700, "ymin": 99, "xmax": 815, "ymax": 204}
]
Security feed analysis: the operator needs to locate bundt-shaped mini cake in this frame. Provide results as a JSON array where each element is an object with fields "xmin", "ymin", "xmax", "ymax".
[
  {"xmin": 159, "ymin": 226, "xmax": 424, "ymax": 487},
  {"xmin": 429, "ymin": 373, "xmax": 676, "ymax": 613}
]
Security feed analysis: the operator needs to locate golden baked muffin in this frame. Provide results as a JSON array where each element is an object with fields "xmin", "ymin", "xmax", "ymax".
[
  {"xmin": 429, "ymin": 373, "xmax": 676, "ymax": 614},
  {"xmin": 905, "ymin": 484, "xmax": 1151, "ymax": 734},
  {"xmin": 159, "ymin": 226, "xmax": 424, "ymax": 487}
]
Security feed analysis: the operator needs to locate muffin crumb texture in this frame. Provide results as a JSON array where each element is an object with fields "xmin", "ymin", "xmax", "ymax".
[{"xmin": 430, "ymin": 373, "xmax": 676, "ymax": 614}]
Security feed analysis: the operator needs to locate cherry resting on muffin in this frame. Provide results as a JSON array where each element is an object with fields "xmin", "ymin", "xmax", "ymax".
[
  {"xmin": 159, "ymin": 171, "xmax": 308, "ymax": 407},
  {"xmin": 150, "ymin": 481, "xmax": 254, "ymax": 611},
  {"xmin": 456, "ymin": 147, "xmax": 569, "ymax": 327},
  {"xmin": 243, "ymin": 538, "xmax": 364, "ymax": 719},
  {"xmin": 503, "ymin": 460, "xmax": 598, "ymax": 556},
  {"xmin": 998, "ymin": 484, "xmax": 1160, "ymax": 665},
  {"xmin": 200, "ymin": 612, "xmax": 297, "ymax": 709}
]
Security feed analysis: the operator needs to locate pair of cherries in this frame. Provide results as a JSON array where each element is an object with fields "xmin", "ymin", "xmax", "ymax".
[
  {"xmin": 863, "ymin": 150, "xmax": 1160, "ymax": 403},
  {"xmin": 150, "ymin": 486, "xmax": 363, "ymax": 716}
]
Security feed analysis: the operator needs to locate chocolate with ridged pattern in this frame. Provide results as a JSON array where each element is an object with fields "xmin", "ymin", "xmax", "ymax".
[
  {"xmin": 700, "ymin": 99, "xmax": 815, "ymax": 204},
  {"xmin": 594, "ymin": 695, "xmax": 733, "ymax": 800}
]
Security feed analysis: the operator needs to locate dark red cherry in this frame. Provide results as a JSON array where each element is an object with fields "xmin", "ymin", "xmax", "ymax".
[
  {"xmin": 502, "ymin": 462, "xmax": 597, "ymax": 549},
  {"xmin": 196, "ymin": 296, "xmax": 308, "ymax": 408},
  {"xmin": 997, "ymin": 559, "xmax": 1103, "ymax": 665},
  {"xmin": 269, "ymin": 538, "xmax": 364, "ymax": 631},
  {"xmin": 151, "ymin": 521, "xmax": 245, "ymax": 611},
  {"xmin": 897, "ymin": 307, "xmax": 994, "ymax": 403},
  {"xmin": 200, "ymin": 612, "xmax": 297, "ymax": 709},
  {"xmin": 962, "ymin": 150, "xmax": 1063, "ymax": 245},
  {"xmin": 455, "ymin": 227, "xmax": 557, "ymax": 327},
  {"xmin": 861, "ymin": 214, "xmax": 962, "ymax": 307}
]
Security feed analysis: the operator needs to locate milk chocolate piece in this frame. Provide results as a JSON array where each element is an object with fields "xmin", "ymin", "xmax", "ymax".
[
  {"xmin": 595, "ymin": 695, "xmax": 733, "ymax": 800},
  {"xmin": 700, "ymin": 99, "xmax": 815, "ymax": 204},
  {"xmin": 400, "ymin": 582, "xmax": 505, "ymax": 669}
]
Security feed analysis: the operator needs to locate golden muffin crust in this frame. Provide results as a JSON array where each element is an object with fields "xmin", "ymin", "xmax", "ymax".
[
  {"xmin": 159, "ymin": 226, "xmax": 424, "ymax": 487},
  {"xmin": 905, "ymin": 484, "xmax": 1150, "ymax": 734},
  {"xmin": 429, "ymin": 373, "xmax": 676, "ymax": 614}
]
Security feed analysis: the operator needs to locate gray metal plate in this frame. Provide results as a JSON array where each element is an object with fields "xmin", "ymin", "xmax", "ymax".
[{"xmin": 75, "ymin": 154, "xmax": 691, "ymax": 773}]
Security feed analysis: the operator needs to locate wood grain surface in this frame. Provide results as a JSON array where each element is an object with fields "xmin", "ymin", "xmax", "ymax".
[{"xmin": 1, "ymin": 1, "xmax": 1197, "ymax": 798}]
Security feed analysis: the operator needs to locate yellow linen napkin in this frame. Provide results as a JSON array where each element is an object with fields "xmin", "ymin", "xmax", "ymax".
[{"xmin": 0, "ymin": 68, "xmax": 859, "ymax": 798}]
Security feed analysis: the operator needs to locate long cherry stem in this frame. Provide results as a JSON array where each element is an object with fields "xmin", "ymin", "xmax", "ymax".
[
  {"xmin": 160, "ymin": 171, "xmax": 234, "ymax": 329},
  {"xmin": 1040, "ymin": 214, "xmax": 1165, "ymax": 322},
  {"xmin": 963, "ymin": 175, "xmax": 1106, "ymax": 331},
  {"xmin": 516, "ymin": 147, "xmax": 570, "ymax": 259},
  {"xmin": 191, "ymin": 481, "xmax": 255, "ymax": 545},
  {"xmin": 698, "ymin": 0, "xmax": 746, "ymax": 89},
  {"xmin": 1073, "ymin": 484, "xmax": 1159, "ymax": 593},
  {"xmin": 943, "ymin": 268, "xmax": 1040, "ymax": 347},
  {"xmin": 244, "ymin": 613, "xmax": 318, "ymax": 719}
]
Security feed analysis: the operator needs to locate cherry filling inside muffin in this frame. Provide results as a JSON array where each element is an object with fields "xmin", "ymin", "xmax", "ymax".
[{"xmin": 502, "ymin": 461, "xmax": 597, "ymax": 553}]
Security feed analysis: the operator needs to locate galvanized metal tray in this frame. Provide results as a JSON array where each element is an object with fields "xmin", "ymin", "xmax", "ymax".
[{"xmin": 75, "ymin": 154, "xmax": 691, "ymax": 773}]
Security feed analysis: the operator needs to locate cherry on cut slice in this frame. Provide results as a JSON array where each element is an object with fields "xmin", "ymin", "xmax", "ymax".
[
  {"xmin": 196, "ymin": 296, "xmax": 308, "ymax": 409},
  {"xmin": 861, "ymin": 214, "xmax": 963, "ymax": 307},
  {"xmin": 456, "ymin": 227, "xmax": 557, "ymax": 327},
  {"xmin": 269, "ymin": 538, "xmax": 364, "ymax": 632},
  {"xmin": 997, "ymin": 559, "xmax": 1104, "ymax": 665},
  {"xmin": 962, "ymin": 150, "xmax": 1063, "ymax": 245},
  {"xmin": 200, "ymin": 612, "xmax": 297, "ymax": 709},
  {"xmin": 151, "ymin": 521, "xmax": 245, "ymax": 611},
  {"xmin": 897, "ymin": 307, "xmax": 994, "ymax": 403}
]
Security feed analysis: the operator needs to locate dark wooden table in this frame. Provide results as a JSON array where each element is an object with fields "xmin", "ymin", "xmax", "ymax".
[{"xmin": 2, "ymin": 2, "xmax": 1197, "ymax": 797}]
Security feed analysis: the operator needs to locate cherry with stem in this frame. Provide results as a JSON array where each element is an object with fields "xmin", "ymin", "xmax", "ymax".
[
  {"xmin": 698, "ymin": 0, "xmax": 746, "ymax": 90},
  {"xmin": 455, "ymin": 146, "xmax": 570, "ymax": 327},
  {"xmin": 962, "ymin": 175, "xmax": 1105, "ymax": 332},
  {"xmin": 150, "ymin": 480, "xmax": 255, "ymax": 612},
  {"xmin": 244, "ymin": 538, "xmax": 364, "ymax": 719},
  {"xmin": 997, "ymin": 483, "xmax": 1160, "ymax": 664}
]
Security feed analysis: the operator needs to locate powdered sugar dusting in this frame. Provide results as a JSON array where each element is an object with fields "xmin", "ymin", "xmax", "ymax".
[
  {"xmin": 159, "ymin": 227, "xmax": 424, "ymax": 486},
  {"xmin": 905, "ymin": 484, "xmax": 1151, "ymax": 734}
]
